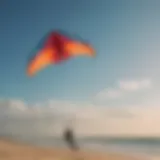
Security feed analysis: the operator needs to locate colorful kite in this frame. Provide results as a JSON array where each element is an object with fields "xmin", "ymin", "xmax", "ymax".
[{"xmin": 26, "ymin": 31, "xmax": 95, "ymax": 76}]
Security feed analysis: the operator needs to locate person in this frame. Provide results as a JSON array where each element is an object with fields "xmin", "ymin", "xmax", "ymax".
[{"xmin": 63, "ymin": 127, "xmax": 79, "ymax": 151}]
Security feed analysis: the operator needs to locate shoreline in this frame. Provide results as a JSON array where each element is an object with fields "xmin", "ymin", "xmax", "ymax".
[{"xmin": 0, "ymin": 138, "xmax": 146, "ymax": 160}]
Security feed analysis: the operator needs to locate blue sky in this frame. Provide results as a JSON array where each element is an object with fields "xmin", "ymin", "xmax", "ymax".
[{"xmin": 1, "ymin": 0, "xmax": 160, "ymax": 105}]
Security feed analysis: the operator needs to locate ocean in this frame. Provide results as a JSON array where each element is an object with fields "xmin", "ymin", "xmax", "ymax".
[
  {"xmin": 80, "ymin": 137, "xmax": 160, "ymax": 160},
  {"xmin": 5, "ymin": 135, "xmax": 160, "ymax": 160}
]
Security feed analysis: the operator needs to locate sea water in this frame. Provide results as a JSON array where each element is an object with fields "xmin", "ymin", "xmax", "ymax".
[{"xmin": 79, "ymin": 137, "xmax": 160, "ymax": 160}]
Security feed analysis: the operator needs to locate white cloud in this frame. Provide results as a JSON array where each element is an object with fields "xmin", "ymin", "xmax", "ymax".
[
  {"xmin": 0, "ymin": 98, "xmax": 160, "ymax": 138},
  {"xmin": 96, "ymin": 88, "xmax": 123, "ymax": 99},
  {"xmin": 119, "ymin": 79, "xmax": 151, "ymax": 91},
  {"xmin": 96, "ymin": 78, "xmax": 152, "ymax": 100}
]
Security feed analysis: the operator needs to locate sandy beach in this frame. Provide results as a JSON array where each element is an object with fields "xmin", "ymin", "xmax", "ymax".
[{"xmin": 0, "ymin": 138, "xmax": 144, "ymax": 160}]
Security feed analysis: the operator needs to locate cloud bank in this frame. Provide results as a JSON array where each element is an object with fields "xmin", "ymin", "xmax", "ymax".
[
  {"xmin": 0, "ymin": 99, "xmax": 160, "ymax": 138},
  {"xmin": 96, "ymin": 78, "xmax": 152, "ymax": 100},
  {"xmin": 0, "ymin": 78, "xmax": 159, "ymax": 139}
]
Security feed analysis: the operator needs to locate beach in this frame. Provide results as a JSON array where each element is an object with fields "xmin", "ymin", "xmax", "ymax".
[{"xmin": 0, "ymin": 138, "xmax": 142, "ymax": 160}]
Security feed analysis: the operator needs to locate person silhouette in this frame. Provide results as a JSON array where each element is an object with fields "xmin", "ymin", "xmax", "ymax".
[{"xmin": 63, "ymin": 127, "xmax": 79, "ymax": 151}]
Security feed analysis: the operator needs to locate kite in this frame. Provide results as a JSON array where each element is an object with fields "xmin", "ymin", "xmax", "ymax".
[{"xmin": 26, "ymin": 31, "xmax": 95, "ymax": 76}]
